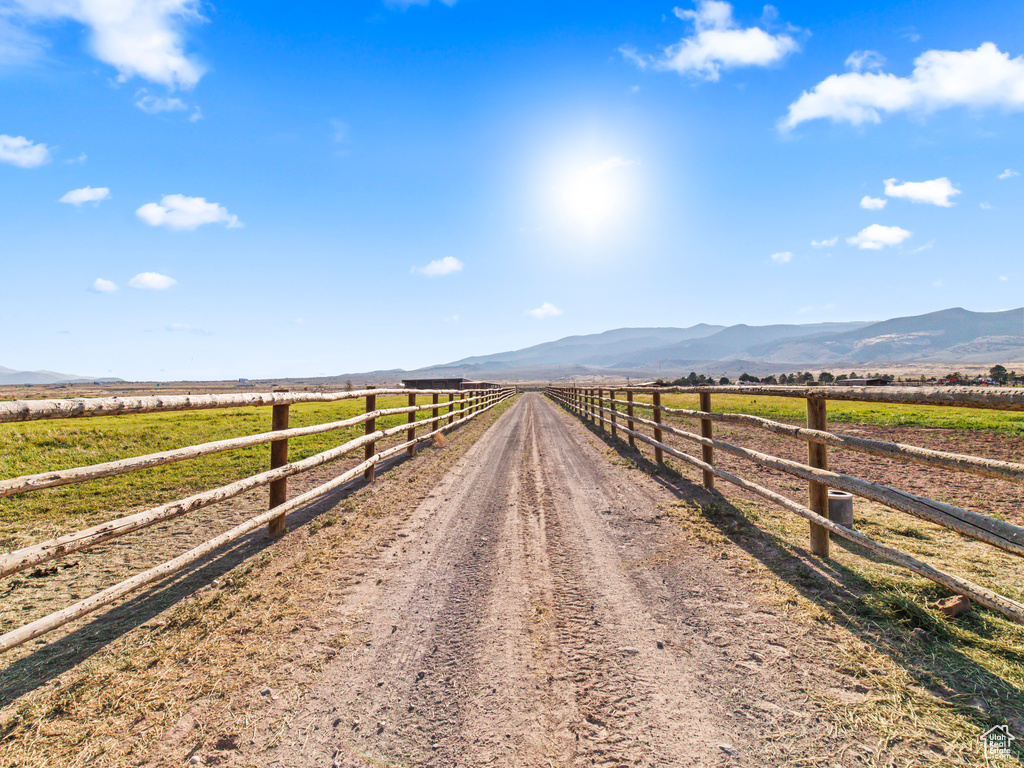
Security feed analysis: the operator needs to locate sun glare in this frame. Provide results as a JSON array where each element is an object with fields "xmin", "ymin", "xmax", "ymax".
[{"xmin": 554, "ymin": 156, "xmax": 634, "ymax": 234}]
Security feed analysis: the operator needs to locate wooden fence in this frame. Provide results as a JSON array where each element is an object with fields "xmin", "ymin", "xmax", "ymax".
[
  {"xmin": 0, "ymin": 385, "xmax": 516, "ymax": 654},
  {"xmin": 545, "ymin": 384, "xmax": 1024, "ymax": 625}
]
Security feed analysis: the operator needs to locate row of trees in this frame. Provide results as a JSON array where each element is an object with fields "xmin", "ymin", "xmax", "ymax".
[
  {"xmin": 653, "ymin": 370, "xmax": 891, "ymax": 386},
  {"xmin": 652, "ymin": 367, "xmax": 1021, "ymax": 386}
]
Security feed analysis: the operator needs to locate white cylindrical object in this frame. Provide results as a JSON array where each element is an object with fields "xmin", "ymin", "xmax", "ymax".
[{"xmin": 828, "ymin": 489, "xmax": 855, "ymax": 528}]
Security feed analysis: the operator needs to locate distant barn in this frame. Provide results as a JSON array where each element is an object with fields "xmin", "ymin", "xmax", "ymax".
[
  {"xmin": 836, "ymin": 378, "xmax": 889, "ymax": 387},
  {"xmin": 402, "ymin": 377, "xmax": 501, "ymax": 390}
]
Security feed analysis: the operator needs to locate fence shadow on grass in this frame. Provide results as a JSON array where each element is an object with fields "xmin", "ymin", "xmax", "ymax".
[
  {"xmin": 570, "ymin": 408, "xmax": 1024, "ymax": 743},
  {"xmin": 0, "ymin": 445, "xmax": 427, "ymax": 708}
]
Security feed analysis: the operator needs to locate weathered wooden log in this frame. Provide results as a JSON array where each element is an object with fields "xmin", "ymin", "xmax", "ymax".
[
  {"xmin": 585, "ymin": 400, "xmax": 1024, "ymax": 559},
  {"xmin": 651, "ymin": 404, "xmax": 1024, "ymax": 486},
  {"xmin": 0, "ymin": 430, "xmax": 380, "ymax": 578},
  {"xmin": 652, "ymin": 391, "xmax": 664, "ymax": 464},
  {"xmin": 807, "ymin": 397, "xmax": 830, "ymax": 557},
  {"xmin": 571, "ymin": 385, "xmax": 1024, "ymax": 411},
  {"xmin": 0, "ymin": 387, "xmax": 495, "ymax": 424},
  {"xmin": 556, "ymin": 406, "xmax": 1024, "ymax": 625},
  {"xmin": 0, "ymin": 387, "xmax": 515, "ymax": 654},
  {"xmin": 267, "ymin": 403, "xmax": 290, "ymax": 538},
  {"xmin": 0, "ymin": 403, "xmax": 462, "ymax": 500},
  {"xmin": 0, "ymin": 398, "xmax": 499, "ymax": 579},
  {"xmin": 626, "ymin": 391, "xmax": 635, "ymax": 448},
  {"xmin": 699, "ymin": 391, "xmax": 714, "ymax": 489}
]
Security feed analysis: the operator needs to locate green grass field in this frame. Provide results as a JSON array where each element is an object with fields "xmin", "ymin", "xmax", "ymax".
[
  {"xmin": 651, "ymin": 392, "xmax": 1024, "ymax": 434},
  {"xmin": 0, "ymin": 395, "xmax": 453, "ymax": 542}
]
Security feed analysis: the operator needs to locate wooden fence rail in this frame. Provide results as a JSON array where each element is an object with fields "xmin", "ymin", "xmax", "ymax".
[
  {"xmin": 0, "ymin": 386, "xmax": 516, "ymax": 654},
  {"xmin": 545, "ymin": 384, "xmax": 1024, "ymax": 625}
]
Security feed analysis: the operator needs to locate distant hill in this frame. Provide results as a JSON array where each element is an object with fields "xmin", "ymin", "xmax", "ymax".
[
  {"xmin": 0, "ymin": 366, "xmax": 122, "ymax": 385},
  {"xmin": 352, "ymin": 306, "xmax": 1022, "ymax": 382},
  {"xmin": 444, "ymin": 325, "xmax": 726, "ymax": 369}
]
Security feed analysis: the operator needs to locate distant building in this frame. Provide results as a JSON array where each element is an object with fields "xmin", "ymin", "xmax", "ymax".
[
  {"xmin": 402, "ymin": 377, "xmax": 500, "ymax": 390},
  {"xmin": 835, "ymin": 378, "xmax": 889, "ymax": 386}
]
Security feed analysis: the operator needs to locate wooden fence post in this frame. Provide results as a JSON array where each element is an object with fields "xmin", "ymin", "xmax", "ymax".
[
  {"xmin": 653, "ymin": 391, "xmax": 664, "ymax": 464},
  {"xmin": 598, "ymin": 389, "xmax": 605, "ymax": 430},
  {"xmin": 626, "ymin": 391, "xmax": 635, "ymax": 448},
  {"xmin": 699, "ymin": 391, "xmax": 715, "ymax": 490},
  {"xmin": 407, "ymin": 392, "xmax": 417, "ymax": 456},
  {"xmin": 432, "ymin": 393, "xmax": 440, "ymax": 434},
  {"xmin": 807, "ymin": 396, "xmax": 830, "ymax": 557},
  {"xmin": 267, "ymin": 402, "xmax": 290, "ymax": 538},
  {"xmin": 609, "ymin": 389, "xmax": 617, "ymax": 439},
  {"xmin": 448, "ymin": 393, "xmax": 455, "ymax": 425},
  {"xmin": 364, "ymin": 391, "xmax": 377, "ymax": 482}
]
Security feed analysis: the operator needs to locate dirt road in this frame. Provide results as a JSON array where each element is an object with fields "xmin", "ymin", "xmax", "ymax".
[{"xmin": 256, "ymin": 393, "xmax": 862, "ymax": 767}]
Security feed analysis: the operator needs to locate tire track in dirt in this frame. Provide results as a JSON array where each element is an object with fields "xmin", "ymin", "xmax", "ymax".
[{"xmin": 253, "ymin": 393, "xmax": 854, "ymax": 767}]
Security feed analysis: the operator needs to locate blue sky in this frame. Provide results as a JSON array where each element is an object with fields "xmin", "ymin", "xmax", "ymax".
[{"xmin": 1, "ymin": 0, "xmax": 1021, "ymax": 380}]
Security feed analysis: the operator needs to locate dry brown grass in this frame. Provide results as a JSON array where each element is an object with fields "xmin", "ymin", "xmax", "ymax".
[{"xmin": 622, "ymin": 457, "xmax": 1024, "ymax": 766}]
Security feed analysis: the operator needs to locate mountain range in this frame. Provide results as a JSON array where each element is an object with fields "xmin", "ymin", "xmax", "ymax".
[
  {"xmin": 0, "ymin": 366, "xmax": 120, "ymax": 386},
  {"xmin": 6, "ymin": 307, "xmax": 1021, "ymax": 386},
  {"xmin": 397, "ymin": 307, "xmax": 1023, "ymax": 381}
]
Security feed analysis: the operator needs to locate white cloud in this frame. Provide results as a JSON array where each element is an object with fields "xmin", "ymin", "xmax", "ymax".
[
  {"xmin": 59, "ymin": 186, "xmax": 110, "ymax": 205},
  {"xmin": 845, "ymin": 50, "xmax": 885, "ymax": 72},
  {"xmin": 129, "ymin": 272, "xmax": 176, "ymax": 290},
  {"xmin": 999, "ymin": 275, "xmax": 1009, "ymax": 281},
  {"xmin": 910, "ymin": 240, "xmax": 935, "ymax": 254},
  {"xmin": 412, "ymin": 256, "xmax": 463, "ymax": 277},
  {"xmin": 782, "ymin": 43, "xmax": 1024, "ymax": 130},
  {"xmin": 618, "ymin": 46, "xmax": 651, "ymax": 70},
  {"xmin": 136, "ymin": 194, "xmax": 242, "ymax": 230},
  {"xmin": 811, "ymin": 236, "xmax": 838, "ymax": 247},
  {"xmin": 0, "ymin": 133, "xmax": 50, "ymax": 167},
  {"xmin": 980, "ymin": 202, "xmax": 993, "ymax": 209},
  {"xmin": 8, "ymin": 0, "xmax": 206, "ymax": 88},
  {"xmin": 623, "ymin": 0, "xmax": 799, "ymax": 82},
  {"xmin": 932, "ymin": 279, "xmax": 943, "ymax": 288},
  {"xmin": 847, "ymin": 224, "xmax": 912, "ymax": 250},
  {"xmin": 769, "ymin": 251, "xmax": 793, "ymax": 263},
  {"xmin": 884, "ymin": 177, "xmax": 960, "ymax": 207},
  {"xmin": 999, "ymin": 168, "xmax": 1019, "ymax": 179},
  {"xmin": 91, "ymin": 277, "xmax": 117, "ymax": 293},
  {"xmin": 135, "ymin": 91, "xmax": 188, "ymax": 114},
  {"xmin": 526, "ymin": 302, "xmax": 562, "ymax": 319},
  {"xmin": 444, "ymin": 314, "xmax": 460, "ymax": 322},
  {"xmin": 860, "ymin": 195, "xmax": 887, "ymax": 210}
]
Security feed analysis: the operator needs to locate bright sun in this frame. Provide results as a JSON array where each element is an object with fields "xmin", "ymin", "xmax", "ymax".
[{"xmin": 555, "ymin": 156, "xmax": 633, "ymax": 233}]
